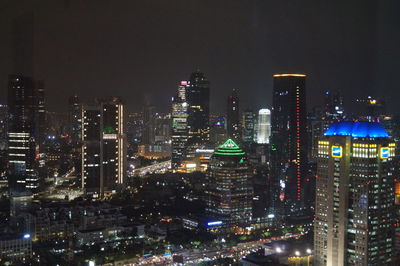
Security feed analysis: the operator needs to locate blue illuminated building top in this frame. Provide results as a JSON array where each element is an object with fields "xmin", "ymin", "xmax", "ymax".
[{"xmin": 324, "ymin": 121, "xmax": 389, "ymax": 138}]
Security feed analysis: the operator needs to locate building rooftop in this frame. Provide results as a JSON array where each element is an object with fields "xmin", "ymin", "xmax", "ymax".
[
  {"xmin": 324, "ymin": 121, "xmax": 389, "ymax": 138},
  {"xmin": 273, "ymin": 73, "xmax": 306, "ymax": 77},
  {"xmin": 214, "ymin": 139, "xmax": 245, "ymax": 156}
]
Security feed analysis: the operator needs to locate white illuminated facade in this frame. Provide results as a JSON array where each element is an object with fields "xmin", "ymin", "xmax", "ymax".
[
  {"xmin": 171, "ymin": 81, "xmax": 189, "ymax": 169},
  {"xmin": 256, "ymin": 108, "xmax": 271, "ymax": 144}
]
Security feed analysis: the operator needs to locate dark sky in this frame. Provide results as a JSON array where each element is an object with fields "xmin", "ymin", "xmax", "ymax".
[{"xmin": 1, "ymin": 0, "xmax": 400, "ymax": 114}]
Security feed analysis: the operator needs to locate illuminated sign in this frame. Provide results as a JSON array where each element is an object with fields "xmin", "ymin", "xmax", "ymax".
[
  {"xmin": 207, "ymin": 221, "xmax": 223, "ymax": 226},
  {"xmin": 103, "ymin": 134, "xmax": 117, "ymax": 139},
  {"xmin": 186, "ymin": 163, "xmax": 196, "ymax": 168},
  {"xmin": 380, "ymin": 147, "xmax": 389, "ymax": 159},
  {"xmin": 331, "ymin": 146, "xmax": 342, "ymax": 158},
  {"xmin": 273, "ymin": 74, "xmax": 306, "ymax": 78},
  {"xmin": 195, "ymin": 149, "xmax": 215, "ymax": 153}
]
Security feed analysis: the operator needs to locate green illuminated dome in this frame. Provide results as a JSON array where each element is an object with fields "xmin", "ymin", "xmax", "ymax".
[
  {"xmin": 214, "ymin": 139, "xmax": 245, "ymax": 156},
  {"xmin": 211, "ymin": 139, "xmax": 247, "ymax": 167}
]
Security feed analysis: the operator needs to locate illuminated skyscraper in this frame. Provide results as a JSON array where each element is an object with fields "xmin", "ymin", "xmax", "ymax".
[
  {"xmin": 7, "ymin": 75, "xmax": 38, "ymax": 193},
  {"xmin": 205, "ymin": 139, "xmax": 253, "ymax": 230},
  {"xmin": 323, "ymin": 91, "xmax": 344, "ymax": 120},
  {"xmin": 81, "ymin": 106, "xmax": 100, "ymax": 195},
  {"xmin": 34, "ymin": 80, "xmax": 46, "ymax": 149},
  {"xmin": 210, "ymin": 117, "xmax": 227, "ymax": 146},
  {"xmin": 82, "ymin": 97, "xmax": 126, "ymax": 197},
  {"xmin": 270, "ymin": 74, "xmax": 307, "ymax": 214},
  {"xmin": 227, "ymin": 89, "xmax": 240, "ymax": 140},
  {"xmin": 186, "ymin": 71, "xmax": 210, "ymax": 147},
  {"xmin": 242, "ymin": 109, "xmax": 256, "ymax": 145},
  {"xmin": 256, "ymin": 108, "xmax": 271, "ymax": 144},
  {"xmin": 314, "ymin": 121, "xmax": 394, "ymax": 266},
  {"xmin": 171, "ymin": 81, "xmax": 189, "ymax": 169}
]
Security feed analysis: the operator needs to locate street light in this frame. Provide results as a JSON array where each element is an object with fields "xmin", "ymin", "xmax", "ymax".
[
  {"xmin": 295, "ymin": 250, "xmax": 300, "ymax": 256},
  {"xmin": 276, "ymin": 247, "xmax": 282, "ymax": 253},
  {"xmin": 306, "ymin": 248, "xmax": 312, "ymax": 254}
]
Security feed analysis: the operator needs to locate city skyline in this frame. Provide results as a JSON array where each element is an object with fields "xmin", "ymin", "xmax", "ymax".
[{"xmin": 1, "ymin": 1, "xmax": 400, "ymax": 265}]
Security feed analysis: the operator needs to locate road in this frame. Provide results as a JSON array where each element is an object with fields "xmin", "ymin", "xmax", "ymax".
[
  {"xmin": 131, "ymin": 160, "xmax": 171, "ymax": 177},
  {"xmin": 136, "ymin": 232, "xmax": 307, "ymax": 265}
]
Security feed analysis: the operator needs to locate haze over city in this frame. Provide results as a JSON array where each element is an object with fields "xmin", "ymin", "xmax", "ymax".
[{"xmin": 0, "ymin": 1, "xmax": 400, "ymax": 265}]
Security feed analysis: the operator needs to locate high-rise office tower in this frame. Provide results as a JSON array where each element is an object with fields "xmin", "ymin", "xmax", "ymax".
[
  {"xmin": 101, "ymin": 98, "xmax": 126, "ymax": 190},
  {"xmin": 82, "ymin": 97, "xmax": 126, "ymax": 197},
  {"xmin": 256, "ymin": 108, "xmax": 271, "ymax": 144},
  {"xmin": 270, "ymin": 74, "xmax": 308, "ymax": 214},
  {"xmin": 205, "ymin": 139, "xmax": 253, "ymax": 229},
  {"xmin": 34, "ymin": 80, "xmax": 46, "ymax": 149},
  {"xmin": 242, "ymin": 109, "xmax": 256, "ymax": 145},
  {"xmin": 171, "ymin": 81, "xmax": 189, "ymax": 169},
  {"xmin": 68, "ymin": 94, "xmax": 82, "ymax": 145},
  {"xmin": 323, "ymin": 91, "xmax": 344, "ymax": 120},
  {"xmin": 81, "ymin": 106, "xmax": 101, "ymax": 195},
  {"xmin": 226, "ymin": 89, "xmax": 240, "ymax": 140},
  {"xmin": 311, "ymin": 90, "xmax": 346, "ymax": 160},
  {"xmin": 7, "ymin": 75, "xmax": 38, "ymax": 193},
  {"xmin": 186, "ymin": 71, "xmax": 210, "ymax": 147},
  {"xmin": 314, "ymin": 121, "xmax": 394, "ymax": 266},
  {"xmin": 210, "ymin": 117, "xmax": 227, "ymax": 146},
  {"xmin": 154, "ymin": 113, "xmax": 171, "ymax": 142}
]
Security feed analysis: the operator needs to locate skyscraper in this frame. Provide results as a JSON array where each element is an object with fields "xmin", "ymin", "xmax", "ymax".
[
  {"xmin": 310, "ymin": 90, "xmax": 345, "ymax": 160},
  {"xmin": 323, "ymin": 91, "xmax": 344, "ymax": 120},
  {"xmin": 34, "ymin": 80, "xmax": 46, "ymax": 149},
  {"xmin": 186, "ymin": 71, "xmax": 210, "ymax": 147},
  {"xmin": 68, "ymin": 94, "xmax": 82, "ymax": 145},
  {"xmin": 270, "ymin": 74, "xmax": 307, "ymax": 214},
  {"xmin": 314, "ymin": 121, "xmax": 394, "ymax": 266},
  {"xmin": 226, "ymin": 89, "xmax": 240, "ymax": 140},
  {"xmin": 209, "ymin": 116, "xmax": 227, "ymax": 146},
  {"xmin": 242, "ymin": 109, "xmax": 256, "ymax": 145},
  {"xmin": 7, "ymin": 75, "xmax": 38, "ymax": 193},
  {"xmin": 81, "ymin": 106, "xmax": 101, "ymax": 195},
  {"xmin": 205, "ymin": 139, "xmax": 253, "ymax": 231},
  {"xmin": 256, "ymin": 108, "xmax": 271, "ymax": 144},
  {"xmin": 82, "ymin": 97, "xmax": 126, "ymax": 197},
  {"xmin": 171, "ymin": 81, "xmax": 189, "ymax": 169}
]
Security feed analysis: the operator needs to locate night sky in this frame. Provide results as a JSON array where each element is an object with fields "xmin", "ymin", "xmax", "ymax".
[{"xmin": 0, "ymin": 0, "xmax": 399, "ymax": 114}]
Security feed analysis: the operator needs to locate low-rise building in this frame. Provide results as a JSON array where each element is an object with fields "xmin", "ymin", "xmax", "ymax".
[{"xmin": 0, "ymin": 234, "xmax": 32, "ymax": 262}]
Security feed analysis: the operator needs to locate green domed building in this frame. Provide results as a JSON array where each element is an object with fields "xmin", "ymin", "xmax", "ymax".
[{"xmin": 205, "ymin": 139, "xmax": 254, "ymax": 232}]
